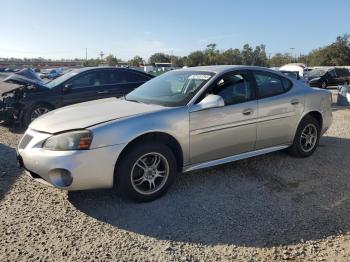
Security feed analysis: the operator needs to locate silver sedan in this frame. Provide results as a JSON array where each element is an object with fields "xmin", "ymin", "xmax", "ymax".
[{"xmin": 17, "ymin": 66, "xmax": 332, "ymax": 201}]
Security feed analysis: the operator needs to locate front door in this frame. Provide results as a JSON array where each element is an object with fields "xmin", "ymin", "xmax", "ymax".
[
  {"xmin": 189, "ymin": 71, "xmax": 257, "ymax": 164},
  {"xmin": 60, "ymin": 70, "xmax": 108, "ymax": 106}
]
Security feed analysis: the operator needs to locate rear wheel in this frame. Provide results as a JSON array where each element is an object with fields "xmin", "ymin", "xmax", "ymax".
[
  {"xmin": 23, "ymin": 104, "xmax": 53, "ymax": 127},
  {"xmin": 288, "ymin": 115, "xmax": 321, "ymax": 157},
  {"xmin": 115, "ymin": 141, "xmax": 177, "ymax": 202}
]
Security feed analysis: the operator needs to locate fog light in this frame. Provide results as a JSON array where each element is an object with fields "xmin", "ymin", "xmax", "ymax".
[{"xmin": 48, "ymin": 169, "xmax": 73, "ymax": 187}]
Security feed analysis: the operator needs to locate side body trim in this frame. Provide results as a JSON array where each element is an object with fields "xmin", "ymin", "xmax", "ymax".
[{"xmin": 183, "ymin": 145, "xmax": 289, "ymax": 172}]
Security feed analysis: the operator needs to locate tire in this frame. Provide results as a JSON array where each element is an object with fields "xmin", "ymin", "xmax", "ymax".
[
  {"xmin": 288, "ymin": 115, "xmax": 321, "ymax": 158},
  {"xmin": 115, "ymin": 141, "xmax": 178, "ymax": 202},
  {"xmin": 321, "ymin": 81, "xmax": 327, "ymax": 89},
  {"xmin": 23, "ymin": 104, "xmax": 53, "ymax": 127}
]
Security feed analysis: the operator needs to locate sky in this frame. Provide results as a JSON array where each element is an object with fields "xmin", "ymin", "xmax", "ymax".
[{"xmin": 0, "ymin": 0, "xmax": 349, "ymax": 60}]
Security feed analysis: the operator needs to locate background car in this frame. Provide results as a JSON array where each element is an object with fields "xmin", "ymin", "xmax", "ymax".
[
  {"xmin": 0, "ymin": 67, "xmax": 153, "ymax": 126},
  {"xmin": 39, "ymin": 68, "xmax": 64, "ymax": 79},
  {"xmin": 307, "ymin": 67, "xmax": 350, "ymax": 88},
  {"xmin": 279, "ymin": 70, "xmax": 308, "ymax": 84},
  {"xmin": 17, "ymin": 65, "xmax": 333, "ymax": 202},
  {"xmin": 279, "ymin": 63, "xmax": 309, "ymax": 78}
]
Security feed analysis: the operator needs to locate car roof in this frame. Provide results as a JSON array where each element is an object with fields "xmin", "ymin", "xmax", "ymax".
[
  {"xmin": 178, "ymin": 65, "xmax": 283, "ymax": 75},
  {"xmin": 70, "ymin": 66, "xmax": 153, "ymax": 76}
]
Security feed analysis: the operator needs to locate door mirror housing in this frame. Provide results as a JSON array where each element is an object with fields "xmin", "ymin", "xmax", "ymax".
[
  {"xmin": 62, "ymin": 83, "xmax": 72, "ymax": 93},
  {"xmin": 190, "ymin": 94, "xmax": 225, "ymax": 112}
]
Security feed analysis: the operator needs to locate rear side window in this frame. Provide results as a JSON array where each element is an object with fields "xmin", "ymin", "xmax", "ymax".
[
  {"xmin": 102, "ymin": 70, "xmax": 151, "ymax": 85},
  {"xmin": 121, "ymin": 71, "xmax": 150, "ymax": 83},
  {"xmin": 281, "ymin": 77, "xmax": 293, "ymax": 92},
  {"xmin": 253, "ymin": 72, "xmax": 285, "ymax": 98},
  {"xmin": 335, "ymin": 68, "xmax": 343, "ymax": 76}
]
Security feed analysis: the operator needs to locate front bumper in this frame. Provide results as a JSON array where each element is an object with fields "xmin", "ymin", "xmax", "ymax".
[
  {"xmin": 0, "ymin": 99, "xmax": 19, "ymax": 122},
  {"xmin": 17, "ymin": 128, "xmax": 126, "ymax": 190}
]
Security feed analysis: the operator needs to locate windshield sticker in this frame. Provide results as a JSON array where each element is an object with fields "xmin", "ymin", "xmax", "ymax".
[{"xmin": 188, "ymin": 75, "xmax": 211, "ymax": 80}]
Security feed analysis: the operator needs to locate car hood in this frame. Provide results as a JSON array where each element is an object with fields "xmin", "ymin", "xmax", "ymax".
[
  {"xmin": 3, "ymin": 68, "xmax": 46, "ymax": 87},
  {"xmin": 29, "ymin": 98, "xmax": 165, "ymax": 133}
]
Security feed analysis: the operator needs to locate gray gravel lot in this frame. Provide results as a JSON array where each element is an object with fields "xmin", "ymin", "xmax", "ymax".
[{"xmin": 1, "ymin": 77, "xmax": 350, "ymax": 261}]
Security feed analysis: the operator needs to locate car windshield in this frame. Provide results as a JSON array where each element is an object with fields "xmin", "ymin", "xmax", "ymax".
[
  {"xmin": 125, "ymin": 70, "xmax": 215, "ymax": 107},
  {"xmin": 307, "ymin": 69, "xmax": 326, "ymax": 77},
  {"xmin": 46, "ymin": 70, "xmax": 79, "ymax": 88}
]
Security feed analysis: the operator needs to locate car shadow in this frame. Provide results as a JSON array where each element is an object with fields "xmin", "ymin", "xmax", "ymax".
[
  {"xmin": 0, "ymin": 143, "xmax": 21, "ymax": 200},
  {"xmin": 69, "ymin": 136, "xmax": 350, "ymax": 247}
]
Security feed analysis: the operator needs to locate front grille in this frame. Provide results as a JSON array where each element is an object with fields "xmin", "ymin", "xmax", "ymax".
[{"xmin": 18, "ymin": 134, "xmax": 33, "ymax": 149}]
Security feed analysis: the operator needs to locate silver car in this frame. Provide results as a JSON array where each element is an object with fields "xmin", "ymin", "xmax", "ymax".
[{"xmin": 17, "ymin": 66, "xmax": 332, "ymax": 201}]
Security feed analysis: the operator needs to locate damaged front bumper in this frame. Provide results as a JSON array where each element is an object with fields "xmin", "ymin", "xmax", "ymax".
[{"xmin": 0, "ymin": 98, "xmax": 20, "ymax": 123}]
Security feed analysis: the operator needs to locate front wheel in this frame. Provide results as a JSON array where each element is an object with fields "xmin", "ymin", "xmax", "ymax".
[
  {"xmin": 23, "ymin": 104, "xmax": 53, "ymax": 127},
  {"xmin": 115, "ymin": 141, "xmax": 178, "ymax": 202},
  {"xmin": 288, "ymin": 115, "xmax": 321, "ymax": 158}
]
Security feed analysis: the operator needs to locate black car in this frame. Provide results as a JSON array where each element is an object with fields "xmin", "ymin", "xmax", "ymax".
[
  {"xmin": 0, "ymin": 67, "xmax": 153, "ymax": 126},
  {"xmin": 307, "ymin": 67, "xmax": 350, "ymax": 88}
]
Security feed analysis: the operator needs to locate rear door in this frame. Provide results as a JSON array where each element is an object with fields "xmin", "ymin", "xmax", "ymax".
[
  {"xmin": 327, "ymin": 69, "xmax": 338, "ymax": 85},
  {"xmin": 102, "ymin": 69, "xmax": 152, "ymax": 98},
  {"xmin": 253, "ymin": 70, "xmax": 304, "ymax": 149}
]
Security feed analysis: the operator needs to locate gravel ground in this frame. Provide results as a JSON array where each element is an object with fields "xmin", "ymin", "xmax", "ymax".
[{"xmin": 1, "ymin": 80, "xmax": 350, "ymax": 261}]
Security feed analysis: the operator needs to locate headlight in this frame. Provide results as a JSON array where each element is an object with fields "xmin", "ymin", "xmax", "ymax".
[{"xmin": 43, "ymin": 130, "xmax": 93, "ymax": 151}]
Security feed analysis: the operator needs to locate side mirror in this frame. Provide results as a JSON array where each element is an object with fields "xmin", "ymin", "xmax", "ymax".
[
  {"xmin": 190, "ymin": 94, "xmax": 225, "ymax": 112},
  {"xmin": 62, "ymin": 83, "xmax": 72, "ymax": 93}
]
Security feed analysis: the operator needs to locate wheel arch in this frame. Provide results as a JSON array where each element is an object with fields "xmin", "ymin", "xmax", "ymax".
[
  {"xmin": 20, "ymin": 101, "xmax": 56, "ymax": 125},
  {"xmin": 304, "ymin": 110, "xmax": 323, "ymax": 130},
  {"xmin": 114, "ymin": 131, "xmax": 184, "ymax": 179}
]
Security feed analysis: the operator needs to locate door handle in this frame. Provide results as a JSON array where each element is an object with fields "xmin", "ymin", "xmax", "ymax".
[
  {"xmin": 242, "ymin": 108, "xmax": 253, "ymax": 115},
  {"xmin": 97, "ymin": 90, "xmax": 109, "ymax": 94},
  {"xmin": 290, "ymin": 99, "xmax": 300, "ymax": 105}
]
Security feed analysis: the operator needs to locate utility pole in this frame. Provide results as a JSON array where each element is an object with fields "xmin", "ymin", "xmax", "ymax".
[{"xmin": 85, "ymin": 48, "xmax": 87, "ymax": 60}]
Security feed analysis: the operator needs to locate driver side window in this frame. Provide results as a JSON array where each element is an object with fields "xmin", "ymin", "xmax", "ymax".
[
  {"xmin": 204, "ymin": 72, "xmax": 253, "ymax": 106},
  {"xmin": 67, "ymin": 72, "xmax": 101, "ymax": 89}
]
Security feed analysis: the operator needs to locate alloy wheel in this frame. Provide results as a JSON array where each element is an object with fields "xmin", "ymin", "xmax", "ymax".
[
  {"xmin": 30, "ymin": 107, "xmax": 50, "ymax": 122},
  {"xmin": 300, "ymin": 124, "xmax": 318, "ymax": 153},
  {"xmin": 131, "ymin": 152, "xmax": 169, "ymax": 195}
]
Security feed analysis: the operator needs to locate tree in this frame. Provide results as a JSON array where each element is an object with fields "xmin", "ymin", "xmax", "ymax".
[
  {"xmin": 128, "ymin": 56, "xmax": 144, "ymax": 67},
  {"xmin": 269, "ymin": 53, "xmax": 290, "ymax": 67},
  {"xmin": 218, "ymin": 48, "xmax": 242, "ymax": 65},
  {"xmin": 170, "ymin": 55, "xmax": 184, "ymax": 67},
  {"xmin": 252, "ymin": 45, "xmax": 268, "ymax": 66},
  {"xmin": 241, "ymin": 44, "xmax": 254, "ymax": 65},
  {"xmin": 204, "ymin": 43, "xmax": 220, "ymax": 65},
  {"xmin": 148, "ymin": 53, "xmax": 170, "ymax": 64},
  {"xmin": 105, "ymin": 54, "xmax": 119, "ymax": 66},
  {"xmin": 301, "ymin": 34, "xmax": 350, "ymax": 66},
  {"xmin": 83, "ymin": 58, "xmax": 101, "ymax": 67},
  {"xmin": 185, "ymin": 51, "xmax": 205, "ymax": 66}
]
